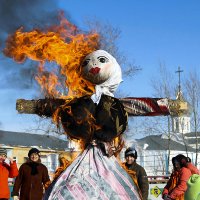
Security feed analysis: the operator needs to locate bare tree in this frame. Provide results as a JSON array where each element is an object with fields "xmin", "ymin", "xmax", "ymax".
[
  {"xmin": 129, "ymin": 62, "xmax": 177, "ymax": 173},
  {"xmin": 184, "ymin": 71, "xmax": 200, "ymax": 166}
]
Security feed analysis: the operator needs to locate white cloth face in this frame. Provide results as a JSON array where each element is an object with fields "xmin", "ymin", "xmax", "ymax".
[{"xmin": 81, "ymin": 50, "xmax": 122, "ymax": 103}]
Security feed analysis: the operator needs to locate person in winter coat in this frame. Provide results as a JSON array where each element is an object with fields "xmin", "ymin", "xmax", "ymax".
[
  {"xmin": 12, "ymin": 148, "xmax": 50, "ymax": 200},
  {"xmin": 123, "ymin": 147, "xmax": 149, "ymax": 200},
  {"xmin": 0, "ymin": 148, "xmax": 18, "ymax": 200},
  {"xmin": 162, "ymin": 156, "xmax": 192, "ymax": 200}
]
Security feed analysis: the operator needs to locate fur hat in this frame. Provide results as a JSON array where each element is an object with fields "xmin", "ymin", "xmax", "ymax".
[
  {"xmin": 0, "ymin": 148, "xmax": 7, "ymax": 156},
  {"xmin": 28, "ymin": 148, "xmax": 40, "ymax": 157},
  {"xmin": 125, "ymin": 147, "xmax": 137, "ymax": 159}
]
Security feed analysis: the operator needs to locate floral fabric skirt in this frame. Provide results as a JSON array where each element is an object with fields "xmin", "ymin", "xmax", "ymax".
[{"xmin": 45, "ymin": 145, "xmax": 141, "ymax": 200}]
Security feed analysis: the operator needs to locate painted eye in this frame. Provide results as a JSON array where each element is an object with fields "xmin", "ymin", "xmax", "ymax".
[
  {"xmin": 82, "ymin": 59, "xmax": 90, "ymax": 67},
  {"xmin": 97, "ymin": 56, "xmax": 109, "ymax": 63}
]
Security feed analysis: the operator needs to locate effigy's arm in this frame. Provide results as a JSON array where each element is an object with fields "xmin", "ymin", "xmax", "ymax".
[
  {"xmin": 119, "ymin": 97, "xmax": 189, "ymax": 117},
  {"xmin": 17, "ymin": 97, "xmax": 168, "ymax": 117},
  {"xmin": 16, "ymin": 98, "xmax": 66, "ymax": 117},
  {"xmin": 119, "ymin": 97, "xmax": 170, "ymax": 116},
  {"xmin": 16, "ymin": 97, "xmax": 189, "ymax": 117}
]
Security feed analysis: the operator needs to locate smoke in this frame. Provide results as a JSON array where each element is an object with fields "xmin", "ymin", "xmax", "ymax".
[
  {"xmin": 0, "ymin": 0, "xmax": 61, "ymax": 48},
  {"xmin": 0, "ymin": 0, "xmax": 70, "ymax": 89}
]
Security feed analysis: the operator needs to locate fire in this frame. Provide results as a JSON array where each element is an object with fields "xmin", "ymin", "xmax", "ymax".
[
  {"xmin": 52, "ymin": 96, "xmax": 102, "ymax": 145},
  {"xmin": 3, "ymin": 14, "xmax": 111, "ymax": 149},
  {"xmin": 4, "ymin": 13, "xmax": 100, "ymax": 98},
  {"xmin": 35, "ymin": 62, "xmax": 61, "ymax": 98}
]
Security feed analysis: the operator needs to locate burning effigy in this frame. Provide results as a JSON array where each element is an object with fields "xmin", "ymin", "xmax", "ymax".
[{"xmin": 3, "ymin": 14, "xmax": 187, "ymax": 200}]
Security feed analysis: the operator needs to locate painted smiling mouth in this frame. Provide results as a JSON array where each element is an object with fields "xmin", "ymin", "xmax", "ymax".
[{"xmin": 89, "ymin": 67, "xmax": 100, "ymax": 75}]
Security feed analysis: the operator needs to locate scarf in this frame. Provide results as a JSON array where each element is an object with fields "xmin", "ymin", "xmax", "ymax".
[{"xmin": 27, "ymin": 161, "xmax": 39, "ymax": 175}]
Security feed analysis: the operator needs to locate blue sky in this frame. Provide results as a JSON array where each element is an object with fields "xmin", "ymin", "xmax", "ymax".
[
  {"xmin": 0, "ymin": 0, "xmax": 200, "ymax": 134},
  {"xmin": 60, "ymin": 0, "xmax": 200, "ymax": 96}
]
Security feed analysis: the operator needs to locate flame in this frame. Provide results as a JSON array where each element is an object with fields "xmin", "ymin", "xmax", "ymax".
[
  {"xmin": 53, "ymin": 101, "xmax": 101, "ymax": 143},
  {"xmin": 4, "ymin": 13, "xmax": 100, "ymax": 98},
  {"xmin": 35, "ymin": 62, "xmax": 61, "ymax": 98},
  {"xmin": 4, "ymin": 13, "xmax": 106, "ymax": 148}
]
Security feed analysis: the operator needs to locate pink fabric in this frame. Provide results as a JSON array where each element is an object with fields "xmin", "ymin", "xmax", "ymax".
[{"xmin": 45, "ymin": 145, "xmax": 141, "ymax": 200}]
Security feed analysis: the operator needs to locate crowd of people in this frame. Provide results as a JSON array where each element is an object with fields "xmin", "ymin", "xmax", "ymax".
[
  {"xmin": 0, "ymin": 147, "xmax": 200, "ymax": 200},
  {"xmin": 0, "ymin": 148, "xmax": 50, "ymax": 200}
]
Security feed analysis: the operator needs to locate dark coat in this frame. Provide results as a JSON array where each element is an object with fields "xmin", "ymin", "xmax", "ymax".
[
  {"xmin": 125, "ymin": 162, "xmax": 149, "ymax": 200},
  {"xmin": 12, "ymin": 161, "xmax": 50, "ymax": 200}
]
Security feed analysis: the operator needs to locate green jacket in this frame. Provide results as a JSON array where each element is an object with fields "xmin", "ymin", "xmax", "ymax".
[
  {"xmin": 185, "ymin": 174, "xmax": 200, "ymax": 200},
  {"xmin": 125, "ymin": 162, "xmax": 149, "ymax": 200}
]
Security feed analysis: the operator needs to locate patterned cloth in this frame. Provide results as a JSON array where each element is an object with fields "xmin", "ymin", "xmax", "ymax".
[
  {"xmin": 45, "ymin": 144, "xmax": 141, "ymax": 200},
  {"xmin": 119, "ymin": 97, "xmax": 170, "ymax": 116}
]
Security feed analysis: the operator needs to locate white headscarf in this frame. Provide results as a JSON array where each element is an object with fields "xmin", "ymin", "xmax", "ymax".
[{"xmin": 82, "ymin": 50, "xmax": 122, "ymax": 103}]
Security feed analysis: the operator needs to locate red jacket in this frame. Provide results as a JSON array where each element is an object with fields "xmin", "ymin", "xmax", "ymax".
[
  {"xmin": 187, "ymin": 162, "xmax": 200, "ymax": 175},
  {"xmin": 0, "ymin": 162, "xmax": 19, "ymax": 199},
  {"xmin": 162, "ymin": 167, "xmax": 191, "ymax": 200}
]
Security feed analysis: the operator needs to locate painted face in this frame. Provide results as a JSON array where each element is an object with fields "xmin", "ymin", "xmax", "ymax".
[
  {"xmin": 0, "ymin": 154, "xmax": 6, "ymax": 163},
  {"xmin": 125, "ymin": 155, "xmax": 135, "ymax": 165},
  {"xmin": 82, "ymin": 50, "xmax": 114, "ymax": 84},
  {"xmin": 30, "ymin": 153, "xmax": 39, "ymax": 162}
]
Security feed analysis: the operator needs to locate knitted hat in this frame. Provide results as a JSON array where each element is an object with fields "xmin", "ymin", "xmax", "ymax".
[
  {"xmin": 0, "ymin": 148, "xmax": 7, "ymax": 156},
  {"xmin": 28, "ymin": 148, "xmax": 40, "ymax": 157},
  {"xmin": 125, "ymin": 147, "xmax": 137, "ymax": 159}
]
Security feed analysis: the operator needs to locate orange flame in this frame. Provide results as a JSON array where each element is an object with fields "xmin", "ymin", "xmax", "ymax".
[
  {"xmin": 4, "ymin": 14, "xmax": 104, "ymax": 148},
  {"xmin": 35, "ymin": 62, "xmax": 61, "ymax": 98},
  {"xmin": 4, "ymin": 13, "xmax": 100, "ymax": 98}
]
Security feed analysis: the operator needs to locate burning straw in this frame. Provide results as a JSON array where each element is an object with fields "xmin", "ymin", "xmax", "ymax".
[{"xmin": 4, "ymin": 13, "xmax": 100, "ymax": 98}]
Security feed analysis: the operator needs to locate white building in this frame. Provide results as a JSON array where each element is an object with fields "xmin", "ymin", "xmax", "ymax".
[{"xmin": 129, "ymin": 134, "xmax": 197, "ymax": 176}]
